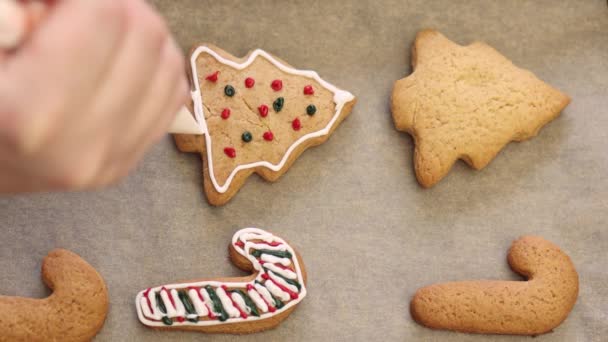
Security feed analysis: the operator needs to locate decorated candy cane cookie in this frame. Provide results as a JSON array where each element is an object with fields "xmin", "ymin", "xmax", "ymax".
[
  {"xmin": 174, "ymin": 45, "xmax": 356, "ymax": 206},
  {"xmin": 135, "ymin": 228, "xmax": 307, "ymax": 334},
  {"xmin": 411, "ymin": 236, "xmax": 579, "ymax": 335},
  {"xmin": 0, "ymin": 249, "xmax": 109, "ymax": 342}
]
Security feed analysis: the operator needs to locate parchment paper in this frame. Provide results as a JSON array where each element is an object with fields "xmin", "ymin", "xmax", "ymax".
[{"xmin": 1, "ymin": 1, "xmax": 606, "ymax": 341}]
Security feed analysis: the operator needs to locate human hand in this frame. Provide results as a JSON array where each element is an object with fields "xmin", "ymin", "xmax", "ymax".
[{"xmin": 0, "ymin": 0, "xmax": 189, "ymax": 192}]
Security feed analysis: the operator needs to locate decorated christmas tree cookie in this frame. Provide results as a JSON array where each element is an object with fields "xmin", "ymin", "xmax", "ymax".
[
  {"xmin": 174, "ymin": 45, "xmax": 356, "ymax": 205},
  {"xmin": 135, "ymin": 228, "xmax": 307, "ymax": 334}
]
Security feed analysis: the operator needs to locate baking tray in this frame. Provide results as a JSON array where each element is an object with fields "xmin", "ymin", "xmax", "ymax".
[{"xmin": 1, "ymin": 0, "xmax": 606, "ymax": 341}]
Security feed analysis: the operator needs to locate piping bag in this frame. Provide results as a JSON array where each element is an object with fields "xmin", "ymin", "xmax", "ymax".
[{"xmin": 0, "ymin": 0, "xmax": 204, "ymax": 135}]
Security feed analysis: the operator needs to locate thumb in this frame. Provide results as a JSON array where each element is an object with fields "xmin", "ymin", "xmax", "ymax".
[
  {"xmin": 0, "ymin": 0, "xmax": 27, "ymax": 53},
  {"xmin": 0, "ymin": 0, "xmax": 50, "ymax": 61}
]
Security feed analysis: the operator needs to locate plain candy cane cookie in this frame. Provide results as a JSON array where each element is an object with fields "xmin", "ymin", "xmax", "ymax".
[
  {"xmin": 174, "ymin": 45, "xmax": 356, "ymax": 206},
  {"xmin": 411, "ymin": 236, "xmax": 578, "ymax": 335},
  {"xmin": 391, "ymin": 30, "xmax": 570, "ymax": 187},
  {"xmin": 135, "ymin": 228, "xmax": 307, "ymax": 334},
  {"xmin": 0, "ymin": 249, "xmax": 108, "ymax": 342}
]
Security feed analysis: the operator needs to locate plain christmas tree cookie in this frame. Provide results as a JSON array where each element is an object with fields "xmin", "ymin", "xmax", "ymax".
[{"xmin": 392, "ymin": 30, "xmax": 570, "ymax": 187}]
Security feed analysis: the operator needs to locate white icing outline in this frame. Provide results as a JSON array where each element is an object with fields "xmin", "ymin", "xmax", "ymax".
[
  {"xmin": 189, "ymin": 46, "xmax": 355, "ymax": 194},
  {"xmin": 135, "ymin": 228, "xmax": 306, "ymax": 327}
]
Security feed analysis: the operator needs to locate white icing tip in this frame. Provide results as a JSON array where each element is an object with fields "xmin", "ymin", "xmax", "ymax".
[
  {"xmin": 168, "ymin": 106, "xmax": 204, "ymax": 134},
  {"xmin": 334, "ymin": 90, "xmax": 356, "ymax": 103}
]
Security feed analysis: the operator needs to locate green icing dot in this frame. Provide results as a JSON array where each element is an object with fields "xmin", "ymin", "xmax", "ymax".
[
  {"xmin": 273, "ymin": 97, "xmax": 285, "ymax": 112},
  {"xmin": 242, "ymin": 131, "xmax": 253, "ymax": 143},
  {"xmin": 224, "ymin": 85, "xmax": 236, "ymax": 97},
  {"xmin": 306, "ymin": 104, "xmax": 317, "ymax": 116}
]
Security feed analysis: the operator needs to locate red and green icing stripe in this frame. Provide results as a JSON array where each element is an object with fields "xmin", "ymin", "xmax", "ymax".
[
  {"xmin": 155, "ymin": 292, "xmax": 173, "ymax": 325},
  {"xmin": 162, "ymin": 287, "xmax": 185, "ymax": 323},
  {"xmin": 262, "ymin": 273, "xmax": 299, "ymax": 299},
  {"xmin": 188, "ymin": 286, "xmax": 216, "ymax": 319},
  {"xmin": 143, "ymin": 288, "xmax": 154, "ymax": 313},
  {"xmin": 221, "ymin": 285, "xmax": 248, "ymax": 319},
  {"xmin": 235, "ymin": 240, "xmax": 283, "ymax": 248},
  {"xmin": 251, "ymin": 249, "xmax": 292, "ymax": 259},
  {"xmin": 247, "ymin": 284, "xmax": 276, "ymax": 313},
  {"xmin": 259, "ymin": 259, "xmax": 292, "ymax": 270}
]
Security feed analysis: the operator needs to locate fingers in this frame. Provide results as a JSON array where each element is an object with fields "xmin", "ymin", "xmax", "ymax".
[
  {"xmin": 81, "ymin": 0, "xmax": 188, "ymax": 188},
  {"xmin": 91, "ymin": 0, "xmax": 171, "ymax": 130},
  {"xmin": 0, "ymin": 0, "xmax": 26, "ymax": 50},
  {"xmin": 0, "ymin": 0, "xmax": 188, "ymax": 191},
  {"xmin": 5, "ymin": 0, "xmax": 128, "ymax": 155},
  {"xmin": 23, "ymin": 1, "xmax": 49, "ymax": 29},
  {"xmin": 95, "ymin": 38, "xmax": 188, "ymax": 187},
  {"xmin": 121, "ymin": 38, "xmax": 188, "ymax": 153}
]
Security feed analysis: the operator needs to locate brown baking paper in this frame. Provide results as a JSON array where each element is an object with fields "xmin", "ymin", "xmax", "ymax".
[{"xmin": 1, "ymin": 1, "xmax": 606, "ymax": 341}]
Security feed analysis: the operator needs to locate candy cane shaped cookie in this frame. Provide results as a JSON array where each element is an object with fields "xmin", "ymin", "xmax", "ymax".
[
  {"xmin": 0, "ymin": 249, "xmax": 109, "ymax": 342},
  {"xmin": 135, "ymin": 228, "xmax": 307, "ymax": 334},
  {"xmin": 411, "ymin": 236, "xmax": 579, "ymax": 335}
]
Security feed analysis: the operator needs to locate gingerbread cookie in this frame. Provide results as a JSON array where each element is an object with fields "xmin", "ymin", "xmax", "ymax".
[
  {"xmin": 174, "ymin": 45, "xmax": 356, "ymax": 205},
  {"xmin": 0, "ymin": 249, "xmax": 109, "ymax": 342},
  {"xmin": 135, "ymin": 228, "xmax": 307, "ymax": 334},
  {"xmin": 391, "ymin": 30, "xmax": 570, "ymax": 187},
  {"xmin": 411, "ymin": 236, "xmax": 579, "ymax": 335}
]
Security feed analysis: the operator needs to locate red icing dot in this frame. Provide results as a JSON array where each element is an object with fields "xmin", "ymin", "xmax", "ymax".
[
  {"xmin": 268, "ymin": 306, "xmax": 276, "ymax": 313},
  {"xmin": 177, "ymin": 317, "xmax": 185, "ymax": 323},
  {"xmin": 221, "ymin": 285, "xmax": 228, "ymax": 291},
  {"xmin": 263, "ymin": 131, "xmax": 274, "ymax": 141},
  {"xmin": 292, "ymin": 118, "xmax": 302, "ymax": 131},
  {"xmin": 271, "ymin": 79, "xmax": 283, "ymax": 91},
  {"xmin": 221, "ymin": 108, "xmax": 231, "ymax": 120},
  {"xmin": 262, "ymin": 273, "xmax": 270, "ymax": 280},
  {"xmin": 235, "ymin": 240, "xmax": 245, "ymax": 248},
  {"xmin": 246, "ymin": 284, "xmax": 254, "ymax": 291},
  {"xmin": 205, "ymin": 71, "xmax": 219, "ymax": 82},
  {"xmin": 224, "ymin": 147, "xmax": 236, "ymax": 158},
  {"xmin": 245, "ymin": 77, "xmax": 255, "ymax": 88},
  {"xmin": 258, "ymin": 104, "xmax": 269, "ymax": 118},
  {"xmin": 304, "ymin": 85, "xmax": 314, "ymax": 95}
]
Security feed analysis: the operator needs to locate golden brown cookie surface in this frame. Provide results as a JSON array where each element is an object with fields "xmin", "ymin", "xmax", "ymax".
[
  {"xmin": 0, "ymin": 249, "xmax": 109, "ymax": 342},
  {"xmin": 411, "ymin": 236, "xmax": 579, "ymax": 335},
  {"xmin": 175, "ymin": 45, "xmax": 356, "ymax": 206},
  {"xmin": 135, "ymin": 228, "xmax": 307, "ymax": 334},
  {"xmin": 392, "ymin": 30, "xmax": 570, "ymax": 187}
]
